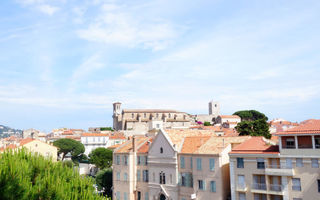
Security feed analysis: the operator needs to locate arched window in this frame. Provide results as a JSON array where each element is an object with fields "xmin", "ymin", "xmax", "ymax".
[
  {"xmin": 160, "ymin": 147, "xmax": 163, "ymax": 154},
  {"xmin": 159, "ymin": 171, "xmax": 166, "ymax": 184}
]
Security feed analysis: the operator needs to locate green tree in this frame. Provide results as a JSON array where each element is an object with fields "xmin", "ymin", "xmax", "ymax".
[
  {"xmin": 95, "ymin": 168, "xmax": 112, "ymax": 197},
  {"xmin": 234, "ymin": 110, "xmax": 271, "ymax": 139},
  {"xmin": 0, "ymin": 148, "xmax": 107, "ymax": 200},
  {"xmin": 53, "ymin": 138, "xmax": 85, "ymax": 161},
  {"xmin": 89, "ymin": 148, "xmax": 113, "ymax": 169},
  {"xmin": 203, "ymin": 121, "xmax": 211, "ymax": 126}
]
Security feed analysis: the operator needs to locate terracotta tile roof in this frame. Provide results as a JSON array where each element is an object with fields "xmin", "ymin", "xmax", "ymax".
[
  {"xmin": 81, "ymin": 133, "xmax": 109, "ymax": 137},
  {"xmin": 20, "ymin": 138, "xmax": 35, "ymax": 146},
  {"xmin": 165, "ymin": 129, "xmax": 216, "ymax": 149},
  {"xmin": 109, "ymin": 135, "xmax": 126, "ymax": 140},
  {"xmin": 107, "ymin": 144, "xmax": 121, "ymax": 150},
  {"xmin": 65, "ymin": 136, "xmax": 81, "ymax": 141},
  {"xmin": 181, "ymin": 136, "xmax": 250, "ymax": 154},
  {"xmin": 230, "ymin": 137, "xmax": 279, "ymax": 154},
  {"xmin": 275, "ymin": 119, "xmax": 320, "ymax": 135},
  {"xmin": 219, "ymin": 115, "xmax": 241, "ymax": 119},
  {"xmin": 61, "ymin": 130, "xmax": 74, "ymax": 135},
  {"xmin": 114, "ymin": 137, "xmax": 151, "ymax": 153},
  {"xmin": 137, "ymin": 138, "xmax": 153, "ymax": 153}
]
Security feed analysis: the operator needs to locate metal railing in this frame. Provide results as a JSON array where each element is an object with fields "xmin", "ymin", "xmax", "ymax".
[
  {"xmin": 252, "ymin": 183, "xmax": 267, "ymax": 190},
  {"xmin": 269, "ymin": 184, "xmax": 283, "ymax": 192},
  {"xmin": 266, "ymin": 164, "xmax": 293, "ymax": 169},
  {"xmin": 237, "ymin": 184, "xmax": 247, "ymax": 190}
]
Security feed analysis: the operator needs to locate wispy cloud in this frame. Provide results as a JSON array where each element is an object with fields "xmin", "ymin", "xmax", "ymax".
[
  {"xmin": 77, "ymin": 2, "xmax": 184, "ymax": 50},
  {"xmin": 36, "ymin": 4, "xmax": 59, "ymax": 15}
]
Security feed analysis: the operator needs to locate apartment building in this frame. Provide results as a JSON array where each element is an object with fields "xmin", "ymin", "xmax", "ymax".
[
  {"xmin": 80, "ymin": 133, "xmax": 109, "ymax": 155},
  {"xmin": 112, "ymin": 128, "xmax": 250, "ymax": 200},
  {"xmin": 229, "ymin": 120, "xmax": 320, "ymax": 200}
]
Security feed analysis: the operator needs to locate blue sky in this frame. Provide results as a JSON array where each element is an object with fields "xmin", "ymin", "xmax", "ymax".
[{"xmin": 0, "ymin": 0, "xmax": 320, "ymax": 131}]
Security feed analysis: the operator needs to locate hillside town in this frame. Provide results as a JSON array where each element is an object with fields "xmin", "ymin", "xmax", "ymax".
[{"xmin": 0, "ymin": 101, "xmax": 319, "ymax": 200}]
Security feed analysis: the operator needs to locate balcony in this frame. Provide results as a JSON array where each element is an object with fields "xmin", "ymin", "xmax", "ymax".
[
  {"xmin": 236, "ymin": 184, "xmax": 247, "ymax": 192},
  {"xmin": 265, "ymin": 164, "xmax": 294, "ymax": 176},
  {"xmin": 268, "ymin": 184, "xmax": 284, "ymax": 195},
  {"xmin": 251, "ymin": 183, "xmax": 267, "ymax": 194}
]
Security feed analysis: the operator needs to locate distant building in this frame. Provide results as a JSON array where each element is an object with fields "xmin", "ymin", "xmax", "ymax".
[
  {"xmin": 23, "ymin": 128, "xmax": 40, "ymax": 139},
  {"xmin": 269, "ymin": 118, "xmax": 299, "ymax": 134},
  {"xmin": 215, "ymin": 115, "xmax": 241, "ymax": 129},
  {"xmin": 112, "ymin": 102, "xmax": 192, "ymax": 133},
  {"xmin": 80, "ymin": 133, "xmax": 109, "ymax": 155},
  {"xmin": 112, "ymin": 129, "xmax": 250, "ymax": 200},
  {"xmin": 194, "ymin": 101, "xmax": 221, "ymax": 124},
  {"xmin": 229, "ymin": 119, "xmax": 320, "ymax": 200}
]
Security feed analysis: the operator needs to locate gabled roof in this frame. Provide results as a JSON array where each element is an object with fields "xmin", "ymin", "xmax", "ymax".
[
  {"xmin": 181, "ymin": 136, "xmax": 250, "ymax": 154},
  {"xmin": 275, "ymin": 119, "xmax": 320, "ymax": 135},
  {"xmin": 219, "ymin": 115, "xmax": 241, "ymax": 119},
  {"xmin": 20, "ymin": 138, "xmax": 34, "ymax": 146},
  {"xmin": 114, "ymin": 136, "xmax": 151, "ymax": 153},
  {"xmin": 229, "ymin": 137, "xmax": 279, "ymax": 155}
]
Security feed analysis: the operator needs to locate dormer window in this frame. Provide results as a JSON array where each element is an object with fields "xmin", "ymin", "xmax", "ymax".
[{"xmin": 160, "ymin": 147, "xmax": 163, "ymax": 154}]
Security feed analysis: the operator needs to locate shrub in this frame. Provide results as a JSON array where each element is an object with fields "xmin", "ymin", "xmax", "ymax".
[{"xmin": 0, "ymin": 148, "xmax": 108, "ymax": 200}]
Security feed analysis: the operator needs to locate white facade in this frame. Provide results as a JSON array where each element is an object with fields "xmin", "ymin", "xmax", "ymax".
[{"xmin": 80, "ymin": 134, "xmax": 109, "ymax": 155}]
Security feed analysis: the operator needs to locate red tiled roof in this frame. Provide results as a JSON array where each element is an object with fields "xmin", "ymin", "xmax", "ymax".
[
  {"xmin": 229, "ymin": 137, "xmax": 279, "ymax": 154},
  {"xmin": 275, "ymin": 119, "xmax": 320, "ymax": 135},
  {"xmin": 81, "ymin": 133, "xmax": 109, "ymax": 137},
  {"xmin": 219, "ymin": 115, "xmax": 241, "ymax": 119},
  {"xmin": 20, "ymin": 138, "xmax": 35, "ymax": 146},
  {"xmin": 137, "ymin": 138, "xmax": 153, "ymax": 153}
]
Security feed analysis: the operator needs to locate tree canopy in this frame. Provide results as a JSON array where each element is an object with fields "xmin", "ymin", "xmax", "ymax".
[
  {"xmin": 233, "ymin": 110, "xmax": 271, "ymax": 139},
  {"xmin": 53, "ymin": 138, "xmax": 85, "ymax": 161},
  {"xmin": 0, "ymin": 148, "xmax": 106, "ymax": 200},
  {"xmin": 89, "ymin": 147, "xmax": 113, "ymax": 169},
  {"xmin": 95, "ymin": 168, "xmax": 113, "ymax": 197}
]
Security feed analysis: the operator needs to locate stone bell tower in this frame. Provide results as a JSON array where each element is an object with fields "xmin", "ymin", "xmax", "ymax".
[
  {"xmin": 113, "ymin": 102, "xmax": 122, "ymax": 130},
  {"xmin": 209, "ymin": 100, "xmax": 220, "ymax": 117}
]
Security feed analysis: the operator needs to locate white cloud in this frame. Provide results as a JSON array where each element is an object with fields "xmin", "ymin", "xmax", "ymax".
[
  {"xmin": 76, "ymin": 3, "xmax": 183, "ymax": 50},
  {"xmin": 36, "ymin": 4, "xmax": 59, "ymax": 15}
]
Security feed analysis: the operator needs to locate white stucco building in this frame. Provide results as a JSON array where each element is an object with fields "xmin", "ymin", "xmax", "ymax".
[{"xmin": 81, "ymin": 133, "xmax": 109, "ymax": 155}]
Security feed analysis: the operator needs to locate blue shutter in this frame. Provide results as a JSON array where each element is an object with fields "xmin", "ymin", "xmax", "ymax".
[
  {"xmin": 209, "ymin": 158, "xmax": 215, "ymax": 171},
  {"xmin": 190, "ymin": 157, "xmax": 193, "ymax": 169},
  {"xmin": 145, "ymin": 192, "xmax": 149, "ymax": 200},
  {"xmin": 137, "ymin": 170, "xmax": 141, "ymax": 181},
  {"xmin": 210, "ymin": 181, "xmax": 216, "ymax": 192},
  {"xmin": 181, "ymin": 156, "xmax": 185, "ymax": 168},
  {"xmin": 197, "ymin": 158, "xmax": 202, "ymax": 170}
]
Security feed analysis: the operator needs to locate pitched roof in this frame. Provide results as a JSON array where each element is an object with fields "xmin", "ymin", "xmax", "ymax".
[
  {"xmin": 81, "ymin": 133, "xmax": 109, "ymax": 137},
  {"xmin": 275, "ymin": 119, "xmax": 320, "ymax": 135},
  {"xmin": 114, "ymin": 137, "xmax": 151, "ymax": 153},
  {"xmin": 20, "ymin": 138, "xmax": 34, "ymax": 146},
  {"xmin": 181, "ymin": 136, "xmax": 250, "ymax": 154},
  {"xmin": 219, "ymin": 115, "xmax": 241, "ymax": 119},
  {"xmin": 229, "ymin": 137, "xmax": 279, "ymax": 154}
]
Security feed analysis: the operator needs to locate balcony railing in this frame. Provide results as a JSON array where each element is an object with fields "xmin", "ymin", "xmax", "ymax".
[
  {"xmin": 269, "ymin": 184, "xmax": 283, "ymax": 192},
  {"xmin": 267, "ymin": 164, "xmax": 292, "ymax": 169},
  {"xmin": 236, "ymin": 184, "xmax": 247, "ymax": 191},
  {"xmin": 252, "ymin": 183, "xmax": 267, "ymax": 190}
]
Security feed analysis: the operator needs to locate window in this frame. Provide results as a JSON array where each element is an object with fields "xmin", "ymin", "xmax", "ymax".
[
  {"xmin": 197, "ymin": 158, "xmax": 202, "ymax": 170},
  {"xmin": 132, "ymin": 113, "xmax": 134, "ymax": 118},
  {"xmin": 237, "ymin": 158, "xmax": 244, "ymax": 168},
  {"xmin": 143, "ymin": 170, "xmax": 149, "ymax": 182},
  {"xmin": 318, "ymin": 179, "xmax": 320, "ymax": 192},
  {"xmin": 122, "ymin": 155, "xmax": 128, "ymax": 165},
  {"xmin": 210, "ymin": 181, "xmax": 216, "ymax": 192},
  {"xmin": 296, "ymin": 158, "xmax": 303, "ymax": 167},
  {"xmin": 160, "ymin": 147, "xmax": 163, "ymax": 154},
  {"xmin": 257, "ymin": 158, "xmax": 265, "ymax": 169},
  {"xmin": 116, "ymin": 172, "xmax": 120, "ymax": 181},
  {"xmin": 116, "ymin": 191, "xmax": 120, "ymax": 200},
  {"xmin": 144, "ymin": 156, "xmax": 148, "ymax": 165},
  {"xmin": 137, "ymin": 191, "xmax": 141, "ymax": 200},
  {"xmin": 312, "ymin": 158, "xmax": 319, "ymax": 168},
  {"xmin": 180, "ymin": 156, "xmax": 185, "ymax": 169},
  {"xmin": 292, "ymin": 178, "xmax": 301, "ymax": 191},
  {"xmin": 198, "ymin": 180, "xmax": 205, "ymax": 190},
  {"xmin": 180, "ymin": 173, "xmax": 193, "ymax": 187},
  {"xmin": 190, "ymin": 157, "xmax": 193, "ymax": 169},
  {"xmin": 116, "ymin": 155, "xmax": 120, "ymax": 165},
  {"xmin": 254, "ymin": 194, "xmax": 267, "ymax": 200},
  {"xmin": 137, "ymin": 155, "xmax": 140, "ymax": 165},
  {"xmin": 315, "ymin": 137, "xmax": 320, "ymax": 148},
  {"xmin": 239, "ymin": 193, "xmax": 246, "ymax": 200},
  {"xmin": 145, "ymin": 192, "xmax": 149, "ymax": 200},
  {"xmin": 238, "ymin": 175, "xmax": 245, "ymax": 189},
  {"xmin": 124, "ymin": 173, "xmax": 128, "ymax": 181},
  {"xmin": 286, "ymin": 158, "xmax": 292, "ymax": 168},
  {"xmin": 159, "ymin": 171, "xmax": 166, "ymax": 184},
  {"xmin": 137, "ymin": 170, "xmax": 141, "ymax": 181},
  {"xmin": 182, "ymin": 198, "xmax": 186, "ymax": 200},
  {"xmin": 86, "ymin": 137, "xmax": 88, "ymax": 143},
  {"xmin": 144, "ymin": 113, "xmax": 146, "ymax": 118},
  {"xmin": 124, "ymin": 192, "xmax": 128, "ymax": 200},
  {"xmin": 209, "ymin": 158, "xmax": 215, "ymax": 171},
  {"xmin": 286, "ymin": 138, "xmax": 295, "ymax": 148}
]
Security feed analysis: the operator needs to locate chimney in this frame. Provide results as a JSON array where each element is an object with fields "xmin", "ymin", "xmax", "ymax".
[{"xmin": 132, "ymin": 136, "xmax": 136, "ymax": 152}]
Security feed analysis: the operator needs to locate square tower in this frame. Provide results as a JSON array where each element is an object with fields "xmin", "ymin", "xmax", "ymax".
[{"xmin": 209, "ymin": 101, "xmax": 220, "ymax": 116}]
